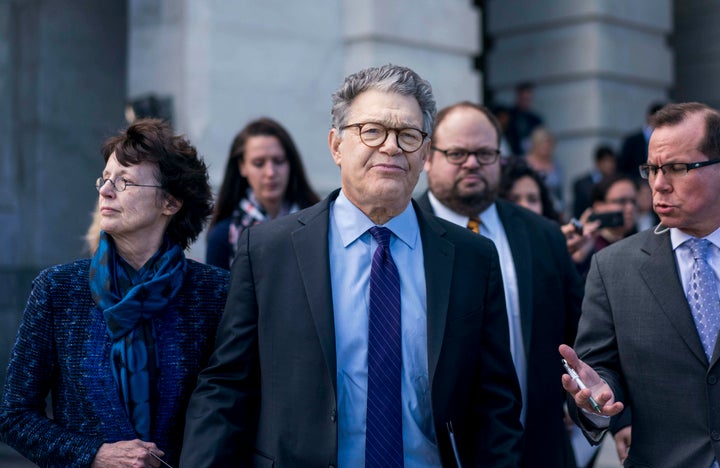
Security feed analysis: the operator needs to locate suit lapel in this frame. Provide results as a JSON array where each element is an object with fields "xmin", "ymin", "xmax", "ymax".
[
  {"xmin": 496, "ymin": 200, "xmax": 533, "ymax": 354},
  {"xmin": 638, "ymin": 230, "xmax": 707, "ymax": 364},
  {"xmin": 414, "ymin": 202, "xmax": 454, "ymax": 386},
  {"xmin": 292, "ymin": 194, "xmax": 338, "ymax": 394}
]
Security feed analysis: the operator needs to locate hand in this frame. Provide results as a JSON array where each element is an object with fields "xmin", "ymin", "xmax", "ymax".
[
  {"xmin": 559, "ymin": 344, "xmax": 624, "ymax": 416},
  {"xmin": 614, "ymin": 425, "xmax": 632, "ymax": 464},
  {"xmin": 562, "ymin": 209, "xmax": 600, "ymax": 262},
  {"xmin": 91, "ymin": 439, "xmax": 165, "ymax": 468}
]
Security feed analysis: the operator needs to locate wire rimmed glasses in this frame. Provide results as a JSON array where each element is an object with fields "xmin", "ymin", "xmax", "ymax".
[{"xmin": 95, "ymin": 177, "xmax": 163, "ymax": 192}]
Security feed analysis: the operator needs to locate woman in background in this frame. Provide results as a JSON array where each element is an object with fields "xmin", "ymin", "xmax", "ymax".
[
  {"xmin": 500, "ymin": 156, "xmax": 561, "ymax": 222},
  {"xmin": 206, "ymin": 117, "xmax": 319, "ymax": 269},
  {"xmin": 0, "ymin": 119, "xmax": 228, "ymax": 467},
  {"xmin": 525, "ymin": 126, "xmax": 565, "ymax": 214}
]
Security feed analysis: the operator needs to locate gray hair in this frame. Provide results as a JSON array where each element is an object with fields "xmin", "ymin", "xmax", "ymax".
[{"xmin": 330, "ymin": 64, "xmax": 437, "ymax": 135}]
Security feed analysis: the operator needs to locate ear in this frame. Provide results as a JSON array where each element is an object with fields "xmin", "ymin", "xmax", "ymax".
[
  {"xmin": 163, "ymin": 195, "xmax": 183, "ymax": 216},
  {"xmin": 328, "ymin": 128, "xmax": 342, "ymax": 167},
  {"xmin": 424, "ymin": 143, "xmax": 434, "ymax": 172}
]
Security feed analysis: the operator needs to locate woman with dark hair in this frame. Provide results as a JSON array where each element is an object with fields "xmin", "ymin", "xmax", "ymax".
[
  {"xmin": 206, "ymin": 117, "xmax": 319, "ymax": 269},
  {"xmin": 499, "ymin": 156, "xmax": 561, "ymax": 222},
  {"xmin": 0, "ymin": 119, "xmax": 229, "ymax": 467}
]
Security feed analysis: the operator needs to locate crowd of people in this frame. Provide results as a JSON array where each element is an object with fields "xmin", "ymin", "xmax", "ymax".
[{"xmin": 1, "ymin": 64, "xmax": 719, "ymax": 468}]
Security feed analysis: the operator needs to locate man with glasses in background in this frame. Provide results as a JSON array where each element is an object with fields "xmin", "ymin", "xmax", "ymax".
[
  {"xmin": 561, "ymin": 102, "xmax": 720, "ymax": 467},
  {"xmin": 180, "ymin": 66, "xmax": 523, "ymax": 467},
  {"xmin": 417, "ymin": 101, "xmax": 585, "ymax": 468}
]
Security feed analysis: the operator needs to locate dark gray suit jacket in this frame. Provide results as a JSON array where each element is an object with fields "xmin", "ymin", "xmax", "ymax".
[
  {"xmin": 573, "ymin": 228, "xmax": 720, "ymax": 467},
  {"xmin": 180, "ymin": 190, "xmax": 523, "ymax": 467},
  {"xmin": 417, "ymin": 193, "xmax": 584, "ymax": 468}
]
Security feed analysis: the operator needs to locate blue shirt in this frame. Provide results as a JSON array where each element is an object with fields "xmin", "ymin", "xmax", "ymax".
[{"xmin": 329, "ymin": 191, "xmax": 441, "ymax": 467}]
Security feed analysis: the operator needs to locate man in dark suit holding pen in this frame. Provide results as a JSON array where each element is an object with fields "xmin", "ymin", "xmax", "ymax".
[
  {"xmin": 417, "ymin": 101, "xmax": 584, "ymax": 467},
  {"xmin": 180, "ymin": 64, "xmax": 523, "ymax": 467},
  {"xmin": 562, "ymin": 102, "xmax": 720, "ymax": 467}
]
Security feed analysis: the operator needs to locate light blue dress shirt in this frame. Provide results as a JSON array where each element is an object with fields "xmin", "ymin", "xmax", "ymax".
[{"xmin": 329, "ymin": 191, "xmax": 441, "ymax": 468}]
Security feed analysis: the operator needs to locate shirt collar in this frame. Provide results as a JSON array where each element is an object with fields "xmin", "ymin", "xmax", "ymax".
[
  {"xmin": 427, "ymin": 191, "xmax": 499, "ymax": 236},
  {"xmin": 670, "ymin": 226, "xmax": 720, "ymax": 251},
  {"xmin": 333, "ymin": 190, "xmax": 418, "ymax": 249}
]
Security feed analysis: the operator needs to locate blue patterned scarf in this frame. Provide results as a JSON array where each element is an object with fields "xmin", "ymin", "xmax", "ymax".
[{"xmin": 89, "ymin": 231, "xmax": 187, "ymax": 440}]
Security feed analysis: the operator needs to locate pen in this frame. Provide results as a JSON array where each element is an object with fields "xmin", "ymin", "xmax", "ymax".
[
  {"xmin": 562, "ymin": 358, "xmax": 603, "ymax": 413},
  {"xmin": 148, "ymin": 450, "xmax": 174, "ymax": 468}
]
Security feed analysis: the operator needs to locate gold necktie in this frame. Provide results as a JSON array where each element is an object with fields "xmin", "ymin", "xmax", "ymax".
[{"xmin": 467, "ymin": 217, "xmax": 481, "ymax": 234}]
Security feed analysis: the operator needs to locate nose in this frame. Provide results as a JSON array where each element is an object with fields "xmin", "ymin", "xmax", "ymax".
[
  {"xmin": 462, "ymin": 152, "xmax": 482, "ymax": 168},
  {"xmin": 379, "ymin": 130, "xmax": 402, "ymax": 155},
  {"xmin": 98, "ymin": 179, "xmax": 115, "ymax": 197},
  {"xmin": 651, "ymin": 170, "xmax": 671, "ymax": 193}
]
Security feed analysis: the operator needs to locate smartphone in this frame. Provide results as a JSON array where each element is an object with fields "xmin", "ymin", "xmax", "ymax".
[{"xmin": 588, "ymin": 210, "xmax": 624, "ymax": 228}]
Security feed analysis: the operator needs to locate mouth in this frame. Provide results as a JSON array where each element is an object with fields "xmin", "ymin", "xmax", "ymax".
[
  {"xmin": 372, "ymin": 163, "xmax": 405, "ymax": 173},
  {"xmin": 653, "ymin": 202, "xmax": 674, "ymax": 214}
]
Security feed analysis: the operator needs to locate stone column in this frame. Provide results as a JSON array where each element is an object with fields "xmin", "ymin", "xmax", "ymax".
[{"xmin": 486, "ymin": 0, "xmax": 672, "ymax": 215}]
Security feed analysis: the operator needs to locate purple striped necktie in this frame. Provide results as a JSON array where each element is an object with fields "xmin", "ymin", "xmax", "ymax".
[{"xmin": 366, "ymin": 226, "xmax": 403, "ymax": 467}]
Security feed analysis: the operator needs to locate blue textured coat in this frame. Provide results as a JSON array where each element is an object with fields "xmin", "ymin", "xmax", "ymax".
[{"xmin": 0, "ymin": 259, "xmax": 229, "ymax": 467}]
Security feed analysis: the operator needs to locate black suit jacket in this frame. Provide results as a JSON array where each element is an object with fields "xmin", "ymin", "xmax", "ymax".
[
  {"xmin": 417, "ymin": 193, "xmax": 584, "ymax": 468},
  {"xmin": 572, "ymin": 173, "xmax": 596, "ymax": 219},
  {"xmin": 618, "ymin": 130, "xmax": 648, "ymax": 179},
  {"xmin": 180, "ymin": 190, "xmax": 523, "ymax": 467}
]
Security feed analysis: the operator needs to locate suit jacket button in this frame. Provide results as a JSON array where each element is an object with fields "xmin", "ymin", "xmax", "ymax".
[
  {"xmin": 330, "ymin": 409, "xmax": 337, "ymax": 422},
  {"xmin": 709, "ymin": 375, "xmax": 718, "ymax": 385},
  {"xmin": 712, "ymin": 431, "xmax": 720, "ymax": 441}
]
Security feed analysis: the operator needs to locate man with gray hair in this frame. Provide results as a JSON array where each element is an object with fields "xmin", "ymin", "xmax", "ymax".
[{"xmin": 180, "ymin": 64, "xmax": 523, "ymax": 467}]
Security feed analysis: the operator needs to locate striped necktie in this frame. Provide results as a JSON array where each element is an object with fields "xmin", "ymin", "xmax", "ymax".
[{"xmin": 366, "ymin": 226, "xmax": 403, "ymax": 467}]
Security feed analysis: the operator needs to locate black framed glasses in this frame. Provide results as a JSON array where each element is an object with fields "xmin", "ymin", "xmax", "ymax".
[
  {"xmin": 96, "ymin": 177, "xmax": 163, "ymax": 193},
  {"xmin": 340, "ymin": 122, "xmax": 428, "ymax": 153},
  {"xmin": 606, "ymin": 197, "xmax": 637, "ymax": 207},
  {"xmin": 431, "ymin": 146, "xmax": 500, "ymax": 165},
  {"xmin": 638, "ymin": 159, "xmax": 720, "ymax": 180}
]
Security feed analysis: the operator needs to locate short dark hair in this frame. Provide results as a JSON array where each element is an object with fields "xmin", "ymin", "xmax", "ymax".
[
  {"xmin": 515, "ymin": 82, "xmax": 535, "ymax": 93},
  {"xmin": 594, "ymin": 145, "xmax": 615, "ymax": 163},
  {"xmin": 433, "ymin": 101, "xmax": 503, "ymax": 148},
  {"xmin": 101, "ymin": 118, "xmax": 212, "ymax": 249},
  {"xmin": 649, "ymin": 102, "xmax": 720, "ymax": 161},
  {"xmin": 210, "ymin": 117, "xmax": 319, "ymax": 229},
  {"xmin": 590, "ymin": 173, "xmax": 635, "ymax": 205}
]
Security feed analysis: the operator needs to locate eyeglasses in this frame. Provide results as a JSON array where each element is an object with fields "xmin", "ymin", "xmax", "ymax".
[
  {"xmin": 96, "ymin": 177, "xmax": 162, "ymax": 192},
  {"xmin": 340, "ymin": 122, "xmax": 428, "ymax": 153},
  {"xmin": 606, "ymin": 197, "xmax": 637, "ymax": 207},
  {"xmin": 431, "ymin": 146, "xmax": 500, "ymax": 165},
  {"xmin": 638, "ymin": 159, "xmax": 720, "ymax": 180}
]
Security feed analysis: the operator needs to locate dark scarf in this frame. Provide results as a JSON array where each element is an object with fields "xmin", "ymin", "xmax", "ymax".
[{"xmin": 89, "ymin": 231, "xmax": 186, "ymax": 440}]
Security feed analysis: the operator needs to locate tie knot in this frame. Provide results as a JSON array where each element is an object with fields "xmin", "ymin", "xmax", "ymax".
[
  {"xmin": 369, "ymin": 226, "xmax": 392, "ymax": 248},
  {"xmin": 467, "ymin": 217, "xmax": 481, "ymax": 234},
  {"xmin": 686, "ymin": 238, "xmax": 712, "ymax": 260}
]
